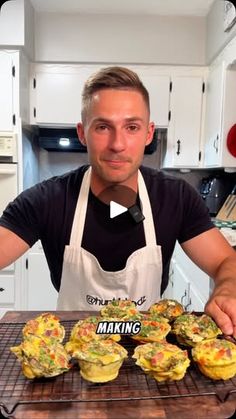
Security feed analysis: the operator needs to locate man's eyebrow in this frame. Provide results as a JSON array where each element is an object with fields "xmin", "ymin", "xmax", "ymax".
[{"xmin": 92, "ymin": 117, "xmax": 145, "ymax": 123}]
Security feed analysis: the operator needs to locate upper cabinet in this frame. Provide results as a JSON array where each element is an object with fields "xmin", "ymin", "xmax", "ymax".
[
  {"xmin": 161, "ymin": 70, "xmax": 206, "ymax": 169},
  {"xmin": 204, "ymin": 61, "xmax": 224, "ymax": 167},
  {"xmin": 30, "ymin": 64, "xmax": 171, "ymax": 128},
  {"xmin": 30, "ymin": 64, "xmax": 98, "ymax": 126},
  {"xmin": 136, "ymin": 72, "xmax": 171, "ymax": 127},
  {"xmin": 204, "ymin": 58, "xmax": 236, "ymax": 169}
]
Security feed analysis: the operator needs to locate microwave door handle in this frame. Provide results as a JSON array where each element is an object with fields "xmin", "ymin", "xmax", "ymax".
[{"xmin": 0, "ymin": 169, "xmax": 16, "ymax": 175}]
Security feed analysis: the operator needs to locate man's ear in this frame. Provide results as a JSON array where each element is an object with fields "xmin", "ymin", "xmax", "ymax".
[
  {"xmin": 145, "ymin": 122, "xmax": 155, "ymax": 146},
  {"xmin": 77, "ymin": 123, "xmax": 86, "ymax": 146}
]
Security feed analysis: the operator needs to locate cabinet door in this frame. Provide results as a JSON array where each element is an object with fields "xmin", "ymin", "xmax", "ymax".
[
  {"xmin": 27, "ymin": 252, "xmax": 58, "ymax": 310},
  {"xmin": 164, "ymin": 76, "xmax": 203, "ymax": 168},
  {"xmin": 174, "ymin": 243, "xmax": 210, "ymax": 302},
  {"xmin": 0, "ymin": 52, "xmax": 13, "ymax": 131},
  {"xmin": 188, "ymin": 285, "xmax": 205, "ymax": 312},
  {"xmin": 172, "ymin": 260, "xmax": 190, "ymax": 309},
  {"xmin": 139, "ymin": 74, "xmax": 170, "ymax": 127},
  {"xmin": 0, "ymin": 275, "xmax": 14, "ymax": 303},
  {"xmin": 204, "ymin": 62, "xmax": 225, "ymax": 167},
  {"xmin": 33, "ymin": 68, "xmax": 93, "ymax": 125},
  {"xmin": 162, "ymin": 260, "xmax": 174, "ymax": 299}
]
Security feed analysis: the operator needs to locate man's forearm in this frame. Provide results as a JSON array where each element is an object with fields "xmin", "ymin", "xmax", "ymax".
[{"xmin": 211, "ymin": 254, "xmax": 236, "ymax": 293}]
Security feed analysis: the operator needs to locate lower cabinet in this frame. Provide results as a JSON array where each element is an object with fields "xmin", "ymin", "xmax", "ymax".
[
  {"xmin": 188, "ymin": 285, "xmax": 205, "ymax": 312},
  {"xmin": 0, "ymin": 264, "xmax": 15, "ymax": 318},
  {"xmin": 163, "ymin": 243, "xmax": 210, "ymax": 311},
  {"xmin": 26, "ymin": 242, "xmax": 58, "ymax": 310}
]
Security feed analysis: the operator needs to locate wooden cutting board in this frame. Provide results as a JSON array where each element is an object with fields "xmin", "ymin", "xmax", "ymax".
[{"xmin": 216, "ymin": 194, "xmax": 236, "ymax": 221}]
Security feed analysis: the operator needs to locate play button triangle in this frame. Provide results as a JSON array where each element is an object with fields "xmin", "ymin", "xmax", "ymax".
[{"xmin": 110, "ymin": 201, "xmax": 128, "ymax": 218}]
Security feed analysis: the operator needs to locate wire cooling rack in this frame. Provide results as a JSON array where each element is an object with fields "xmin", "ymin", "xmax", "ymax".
[{"xmin": 0, "ymin": 320, "xmax": 236, "ymax": 416}]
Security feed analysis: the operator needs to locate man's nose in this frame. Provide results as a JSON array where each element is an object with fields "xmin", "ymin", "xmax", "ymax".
[{"xmin": 109, "ymin": 129, "xmax": 126, "ymax": 152}]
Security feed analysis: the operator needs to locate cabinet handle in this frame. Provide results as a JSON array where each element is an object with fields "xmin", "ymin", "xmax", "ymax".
[
  {"xmin": 176, "ymin": 140, "xmax": 181, "ymax": 155},
  {"xmin": 0, "ymin": 287, "xmax": 5, "ymax": 292},
  {"xmin": 185, "ymin": 298, "xmax": 192, "ymax": 310},
  {"xmin": 213, "ymin": 135, "xmax": 219, "ymax": 153},
  {"xmin": 181, "ymin": 290, "xmax": 187, "ymax": 304}
]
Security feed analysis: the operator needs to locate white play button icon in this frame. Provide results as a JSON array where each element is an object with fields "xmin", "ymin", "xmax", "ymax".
[{"xmin": 110, "ymin": 201, "xmax": 127, "ymax": 218}]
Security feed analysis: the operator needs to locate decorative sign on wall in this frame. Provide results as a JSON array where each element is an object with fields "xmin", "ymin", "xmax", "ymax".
[{"xmin": 224, "ymin": 1, "xmax": 236, "ymax": 31}]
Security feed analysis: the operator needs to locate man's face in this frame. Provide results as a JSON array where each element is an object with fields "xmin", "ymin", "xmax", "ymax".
[{"xmin": 77, "ymin": 89, "xmax": 154, "ymax": 191}]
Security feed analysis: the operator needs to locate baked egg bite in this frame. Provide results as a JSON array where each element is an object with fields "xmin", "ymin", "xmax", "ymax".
[
  {"xmin": 131, "ymin": 317, "xmax": 171, "ymax": 344},
  {"xmin": 22, "ymin": 312, "xmax": 65, "ymax": 343},
  {"xmin": 172, "ymin": 313, "xmax": 222, "ymax": 347},
  {"xmin": 100, "ymin": 299, "xmax": 141, "ymax": 320},
  {"xmin": 192, "ymin": 338, "xmax": 236, "ymax": 380},
  {"xmin": 72, "ymin": 339, "xmax": 128, "ymax": 383},
  {"xmin": 133, "ymin": 341, "xmax": 190, "ymax": 382},
  {"xmin": 10, "ymin": 335, "xmax": 71, "ymax": 379},
  {"xmin": 148, "ymin": 299, "xmax": 184, "ymax": 322},
  {"xmin": 65, "ymin": 316, "xmax": 120, "ymax": 355}
]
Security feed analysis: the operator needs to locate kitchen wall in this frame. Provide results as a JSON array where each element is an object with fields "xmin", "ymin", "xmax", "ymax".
[
  {"xmin": 35, "ymin": 13, "xmax": 206, "ymax": 65},
  {"xmin": 206, "ymin": 0, "xmax": 236, "ymax": 64}
]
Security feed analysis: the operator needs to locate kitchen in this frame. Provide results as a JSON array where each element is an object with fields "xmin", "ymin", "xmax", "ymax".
[{"xmin": 0, "ymin": 0, "xmax": 236, "ymax": 416}]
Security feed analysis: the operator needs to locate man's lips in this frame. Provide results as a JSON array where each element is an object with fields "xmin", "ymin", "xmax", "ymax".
[
  {"xmin": 103, "ymin": 157, "xmax": 130, "ymax": 163},
  {"xmin": 103, "ymin": 160, "xmax": 129, "ymax": 167}
]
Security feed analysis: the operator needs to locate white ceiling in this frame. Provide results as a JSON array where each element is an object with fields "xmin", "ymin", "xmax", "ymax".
[{"xmin": 30, "ymin": 0, "xmax": 216, "ymax": 16}]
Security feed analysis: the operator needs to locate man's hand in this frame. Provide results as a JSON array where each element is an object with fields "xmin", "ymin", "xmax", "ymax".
[{"xmin": 205, "ymin": 281, "xmax": 236, "ymax": 337}]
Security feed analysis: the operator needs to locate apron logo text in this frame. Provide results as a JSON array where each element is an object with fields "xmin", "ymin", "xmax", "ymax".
[
  {"xmin": 86, "ymin": 295, "xmax": 146, "ymax": 306},
  {"xmin": 96, "ymin": 321, "xmax": 141, "ymax": 335}
]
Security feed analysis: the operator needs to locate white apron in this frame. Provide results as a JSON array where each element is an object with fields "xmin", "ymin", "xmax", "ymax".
[{"xmin": 57, "ymin": 167, "xmax": 162, "ymax": 311}]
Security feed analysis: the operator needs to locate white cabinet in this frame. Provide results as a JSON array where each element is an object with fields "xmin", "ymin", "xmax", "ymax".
[
  {"xmin": 26, "ymin": 242, "xmax": 58, "ymax": 310},
  {"xmin": 204, "ymin": 59, "xmax": 236, "ymax": 169},
  {"xmin": 171, "ymin": 260, "xmax": 190, "ymax": 310},
  {"xmin": 0, "ymin": 51, "xmax": 14, "ymax": 131},
  {"xmin": 137, "ymin": 73, "xmax": 171, "ymax": 127},
  {"xmin": 30, "ymin": 64, "xmax": 100, "ymax": 126},
  {"xmin": 174, "ymin": 243, "xmax": 210, "ymax": 303},
  {"xmin": 164, "ymin": 243, "xmax": 210, "ymax": 311},
  {"xmin": 31, "ymin": 64, "xmax": 171, "ymax": 128},
  {"xmin": 188, "ymin": 285, "xmax": 205, "ymax": 312},
  {"xmin": 162, "ymin": 75, "xmax": 205, "ymax": 168},
  {"xmin": 204, "ymin": 61, "xmax": 225, "ymax": 167},
  {"xmin": 0, "ymin": 275, "xmax": 14, "ymax": 304}
]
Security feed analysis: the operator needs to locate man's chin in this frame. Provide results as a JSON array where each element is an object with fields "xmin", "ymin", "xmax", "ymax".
[{"xmin": 99, "ymin": 168, "xmax": 132, "ymax": 184}]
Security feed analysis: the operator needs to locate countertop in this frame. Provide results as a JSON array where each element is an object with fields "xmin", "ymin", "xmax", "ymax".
[{"xmin": 0, "ymin": 311, "xmax": 236, "ymax": 419}]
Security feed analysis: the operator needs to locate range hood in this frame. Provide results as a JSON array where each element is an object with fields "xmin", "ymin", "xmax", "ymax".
[
  {"xmin": 38, "ymin": 128, "xmax": 87, "ymax": 152},
  {"xmin": 38, "ymin": 127, "xmax": 159, "ymax": 154}
]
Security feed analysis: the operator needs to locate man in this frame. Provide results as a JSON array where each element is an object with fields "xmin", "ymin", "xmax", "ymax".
[{"xmin": 0, "ymin": 66, "xmax": 236, "ymax": 336}]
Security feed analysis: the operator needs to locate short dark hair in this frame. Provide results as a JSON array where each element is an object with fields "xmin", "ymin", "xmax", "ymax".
[{"xmin": 81, "ymin": 66, "xmax": 150, "ymax": 123}]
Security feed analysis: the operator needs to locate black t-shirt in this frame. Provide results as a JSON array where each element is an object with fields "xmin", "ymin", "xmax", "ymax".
[{"xmin": 0, "ymin": 165, "xmax": 214, "ymax": 294}]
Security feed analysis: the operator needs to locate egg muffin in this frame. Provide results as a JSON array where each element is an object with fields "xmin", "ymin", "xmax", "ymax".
[
  {"xmin": 131, "ymin": 317, "xmax": 171, "ymax": 344},
  {"xmin": 65, "ymin": 316, "xmax": 120, "ymax": 355},
  {"xmin": 172, "ymin": 313, "xmax": 222, "ymax": 347},
  {"xmin": 22, "ymin": 313, "xmax": 65, "ymax": 344},
  {"xmin": 100, "ymin": 299, "xmax": 141, "ymax": 320},
  {"xmin": 133, "ymin": 341, "xmax": 190, "ymax": 382},
  {"xmin": 192, "ymin": 338, "xmax": 236, "ymax": 380},
  {"xmin": 11, "ymin": 335, "xmax": 71, "ymax": 379},
  {"xmin": 72, "ymin": 339, "xmax": 128, "ymax": 383},
  {"xmin": 148, "ymin": 299, "xmax": 184, "ymax": 322}
]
